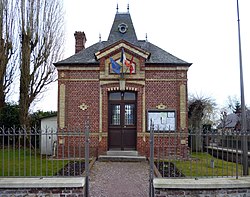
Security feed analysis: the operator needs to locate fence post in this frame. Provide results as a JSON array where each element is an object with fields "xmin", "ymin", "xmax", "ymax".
[
  {"xmin": 242, "ymin": 131, "xmax": 248, "ymax": 176},
  {"xmin": 149, "ymin": 120, "xmax": 154, "ymax": 197},
  {"xmin": 84, "ymin": 119, "xmax": 90, "ymax": 197}
]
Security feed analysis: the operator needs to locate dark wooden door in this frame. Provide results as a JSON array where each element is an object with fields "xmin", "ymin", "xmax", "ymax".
[{"xmin": 108, "ymin": 92, "xmax": 136, "ymax": 150}]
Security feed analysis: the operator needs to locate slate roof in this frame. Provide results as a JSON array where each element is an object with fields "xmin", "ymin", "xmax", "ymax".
[
  {"xmin": 217, "ymin": 113, "xmax": 240, "ymax": 129},
  {"xmin": 108, "ymin": 12, "xmax": 138, "ymax": 45},
  {"xmin": 55, "ymin": 12, "xmax": 191, "ymax": 66},
  {"xmin": 217, "ymin": 110, "xmax": 250, "ymax": 130}
]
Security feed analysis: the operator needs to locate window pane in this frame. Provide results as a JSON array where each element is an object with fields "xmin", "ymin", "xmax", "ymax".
[
  {"xmin": 124, "ymin": 92, "xmax": 136, "ymax": 100},
  {"xmin": 109, "ymin": 92, "xmax": 121, "ymax": 100},
  {"xmin": 111, "ymin": 105, "xmax": 120, "ymax": 125},
  {"xmin": 125, "ymin": 104, "xmax": 135, "ymax": 125}
]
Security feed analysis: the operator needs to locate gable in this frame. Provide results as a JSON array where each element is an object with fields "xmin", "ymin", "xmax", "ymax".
[
  {"xmin": 95, "ymin": 40, "xmax": 149, "ymax": 80},
  {"xmin": 95, "ymin": 40, "xmax": 150, "ymax": 61}
]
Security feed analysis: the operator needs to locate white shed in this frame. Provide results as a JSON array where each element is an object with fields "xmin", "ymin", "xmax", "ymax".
[{"xmin": 40, "ymin": 115, "xmax": 57, "ymax": 155}]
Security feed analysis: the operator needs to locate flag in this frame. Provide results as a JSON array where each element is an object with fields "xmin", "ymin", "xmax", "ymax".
[
  {"xmin": 129, "ymin": 56, "xmax": 134, "ymax": 74},
  {"xmin": 120, "ymin": 48, "xmax": 130, "ymax": 67},
  {"xmin": 120, "ymin": 48, "xmax": 126, "ymax": 65},
  {"xmin": 110, "ymin": 57, "xmax": 121, "ymax": 74},
  {"xmin": 120, "ymin": 48, "xmax": 134, "ymax": 74}
]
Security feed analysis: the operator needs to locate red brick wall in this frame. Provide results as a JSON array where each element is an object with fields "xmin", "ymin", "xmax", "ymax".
[
  {"xmin": 58, "ymin": 70, "xmax": 100, "ymax": 131},
  {"xmin": 144, "ymin": 68, "xmax": 188, "ymax": 158},
  {"xmin": 57, "ymin": 69, "xmax": 100, "ymax": 158},
  {"xmin": 57, "ymin": 63, "xmax": 189, "ymax": 158},
  {"xmin": 145, "ymin": 69, "xmax": 187, "ymax": 131}
]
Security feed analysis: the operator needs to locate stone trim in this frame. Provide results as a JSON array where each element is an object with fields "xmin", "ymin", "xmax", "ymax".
[
  {"xmin": 0, "ymin": 177, "xmax": 85, "ymax": 188},
  {"xmin": 99, "ymin": 86, "xmax": 103, "ymax": 142},
  {"xmin": 142, "ymin": 86, "xmax": 146, "ymax": 141},
  {"xmin": 57, "ymin": 66, "xmax": 100, "ymax": 71},
  {"xmin": 95, "ymin": 42, "xmax": 150, "ymax": 60},
  {"xmin": 179, "ymin": 84, "xmax": 186, "ymax": 129},
  {"xmin": 146, "ymin": 79, "xmax": 187, "ymax": 82},
  {"xmin": 59, "ymin": 84, "xmax": 65, "ymax": 129},
  {"xmin": 144, "ymin": 133, "xmax": 188, "ymax": 137},
  {"xmin": 60, "ymin": 78, "xmax": 99, "ymax": 82},
  {"xmin": 153, "ymin": 177, "xmax": 250, "ymax": 189},
  {"xmin": 145, "ymin": 67, "xmax": 188, "ymax": 71},
  {"xmin": 58, "ymin": 132, "xmax": 103, "ymax": 136}
]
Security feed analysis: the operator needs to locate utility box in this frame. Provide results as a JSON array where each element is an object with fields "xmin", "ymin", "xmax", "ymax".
[{"xmin": 40, "ymin": 115, "xmax": 57, "ymax": 155}]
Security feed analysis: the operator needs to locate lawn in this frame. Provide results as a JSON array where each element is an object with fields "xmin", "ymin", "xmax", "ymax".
[
  {"xmin": 155, "ymin": 152, "xmax": 249, "ymax": 177},
  {"xmin": 0, "ymin": 148, "xmax": 69, "ymax": 176}
]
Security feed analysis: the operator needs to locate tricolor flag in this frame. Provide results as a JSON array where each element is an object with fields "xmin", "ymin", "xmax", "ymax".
[
  {"xmin": 128, "ymin": 56, "xmax": 134, "ymax": 74},
  {"xmin": 110, "ymin": 57, "xmax": 121, "ymax": 74},
  {"xmin": 120, "ymin": 48, "xmax": 134, "ymax": 74},
  {"xmin": 120, "ymin": 48, "xmax": 126, "ymax": 65}
]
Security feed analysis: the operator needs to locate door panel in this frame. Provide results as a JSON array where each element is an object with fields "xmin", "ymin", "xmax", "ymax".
[
  {"xmin": 109, "ymin": 104, "xmax": 122, "ymax": 149},
  {"xmin": 108, "ymin": 92, "xmax": 136, "ymax": 150},
  {"xmin": 123, "ymin": 128, "xmax": 136, "ymax": 150}
]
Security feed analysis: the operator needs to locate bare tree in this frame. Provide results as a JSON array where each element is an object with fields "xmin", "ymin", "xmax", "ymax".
[
  {"xmin": 227, "ymin": 96, "xmax": 241, "ymax": 114},
  {"xmin": 0, "ymin": 0, "xmax": 17, "ymax": 110},
  {"xmin": 188, "ymin": 94, "xmax": 216, "ymax": 151},
  {"xmin": 219, "ymin": 111, "xmax": 232, "ymax": 131},
  {"xmin": 18, "ymin": 0, "xmax": 64, "ymax": 126},
  {"xmin": 188, "ymin": 95, "xmax": 216, "ymax": 129}
]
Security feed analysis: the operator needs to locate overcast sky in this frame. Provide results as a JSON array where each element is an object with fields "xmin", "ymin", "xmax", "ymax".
[{"xmin": 34, "ymin": 0, "xmax": 250, "ymax": 112}]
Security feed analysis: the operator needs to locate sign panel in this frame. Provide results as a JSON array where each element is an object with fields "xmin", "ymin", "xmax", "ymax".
[{"xmin": 147, "ymin": 111, "xmax": 176, "ymax": 131}]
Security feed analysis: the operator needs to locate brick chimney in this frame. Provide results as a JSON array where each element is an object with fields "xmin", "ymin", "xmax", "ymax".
[{"xmin": 74, "ymin": 31, "xmax": 86, "ymax": 54}]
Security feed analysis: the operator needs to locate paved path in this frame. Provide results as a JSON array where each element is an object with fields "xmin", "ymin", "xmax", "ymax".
[{"xmin": 89, "ymin": 161, "xmax": 149, "ymax": 197}]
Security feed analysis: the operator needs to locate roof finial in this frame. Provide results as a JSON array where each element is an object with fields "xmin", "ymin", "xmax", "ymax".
[
  {"xmin": 116, "ymin": 3, "xmax": 119, "ymax": 13},
  {"xmin": 145, "ymin": 33, "xmax": 148, "ymax": 42},
  {"xmin": 127, "ymin": 4, "xmax": 129, "ymax": 13},
  {"xmin": 99, "ymin": 33, "xmax": 101, "ymax": 42}
]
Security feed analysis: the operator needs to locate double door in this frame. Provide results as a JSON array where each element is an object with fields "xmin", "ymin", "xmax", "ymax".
[{"xmin": 108, "ymin": 92, "xmax": 136, "ymax": 150}]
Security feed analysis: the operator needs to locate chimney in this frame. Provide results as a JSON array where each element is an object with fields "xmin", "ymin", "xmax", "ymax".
[{"xmin": 74, "ymin": 31, "xmax": 86, "ymax": 54}]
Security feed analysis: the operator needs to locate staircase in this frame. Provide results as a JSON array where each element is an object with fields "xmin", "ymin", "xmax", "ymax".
[{"xmin": 98, "ymin": 151, "xmax": 147, "ymax": 162}]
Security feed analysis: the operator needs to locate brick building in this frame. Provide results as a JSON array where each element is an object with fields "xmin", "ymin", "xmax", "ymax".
[{"xmin": 54, "ymin": 8, "xmax": 191, "ymax": 157}]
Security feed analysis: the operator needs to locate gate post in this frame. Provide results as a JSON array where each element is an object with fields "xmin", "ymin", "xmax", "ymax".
[
  {"xmin": 149, "ymin": 120, "xmax": 154, "ymax": 197},
  {"xmin": 85, "ymin": 119, "xmax": 90, "ymax": 197}
]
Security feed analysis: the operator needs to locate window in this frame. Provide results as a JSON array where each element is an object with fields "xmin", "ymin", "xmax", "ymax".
[
  {"xmin": 147, "ymin": 110, "xmax": 176, "ymax": 132},
  {"xmin": 125, "ymin": 104, "xmax": 135, "ymax": 125},
  {"xmin": 111, "ymin": 105, "xmax": 120, "ymax": 125},
  {"xmin": 109, "ymin": 92, "xmax": 122, "ymax": 100},
  {"xmin": 109, "ymin": 92, "xmax": 136, "ymax": 101}
]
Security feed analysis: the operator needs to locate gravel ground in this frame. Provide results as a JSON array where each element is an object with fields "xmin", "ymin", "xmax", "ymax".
[{"xmin": 89, "ymin": 161, "xmax": 149, "ymax": 197}]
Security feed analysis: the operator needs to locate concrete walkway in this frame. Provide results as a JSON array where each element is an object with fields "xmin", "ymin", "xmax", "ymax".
[{"xmin": 89, "ymin": 161, "xmax": 149, "ymax": 197}]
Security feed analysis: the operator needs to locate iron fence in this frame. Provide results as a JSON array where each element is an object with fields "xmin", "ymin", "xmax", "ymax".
[
  {"xmin": 150, "ymin": 126, "xmax": 250, "ymax": 180},
  {"xmin": 0, "ymin": 125, "xmax": 92, "ymax": 178}
]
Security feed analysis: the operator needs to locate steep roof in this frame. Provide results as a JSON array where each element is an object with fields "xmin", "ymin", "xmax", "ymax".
[
  {"xmin": 55, "ymin": 11, "xmax": 191, "ymax": 66},
  {"xmin": 217, "ymin": 110, "xmax": 250, "ymax": 130},
  {"xmin": 108, "ymin": 12, "xmax": 138, "ymax": 44},
  {"xmin": 217, "ymin": 113, "xmax": 239, "ymax": 129}
]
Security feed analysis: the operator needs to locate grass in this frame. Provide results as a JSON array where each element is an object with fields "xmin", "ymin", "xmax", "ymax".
[
  {"xmin": 156, "ymin": 152, "xmax": 249, "ymax": 177},
  {"xmin": 0, "ymin": 148, "xmax": 68, "ymax": 177}
]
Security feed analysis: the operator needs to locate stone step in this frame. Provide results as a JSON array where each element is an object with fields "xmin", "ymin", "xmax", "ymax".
[
  {"xmin": 98, "ymin": 155, "xmax": 147, "ymax": 162},
  {"xmin": 107, "ymin": 150, "xmax": 138, "ymax": 156}
]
